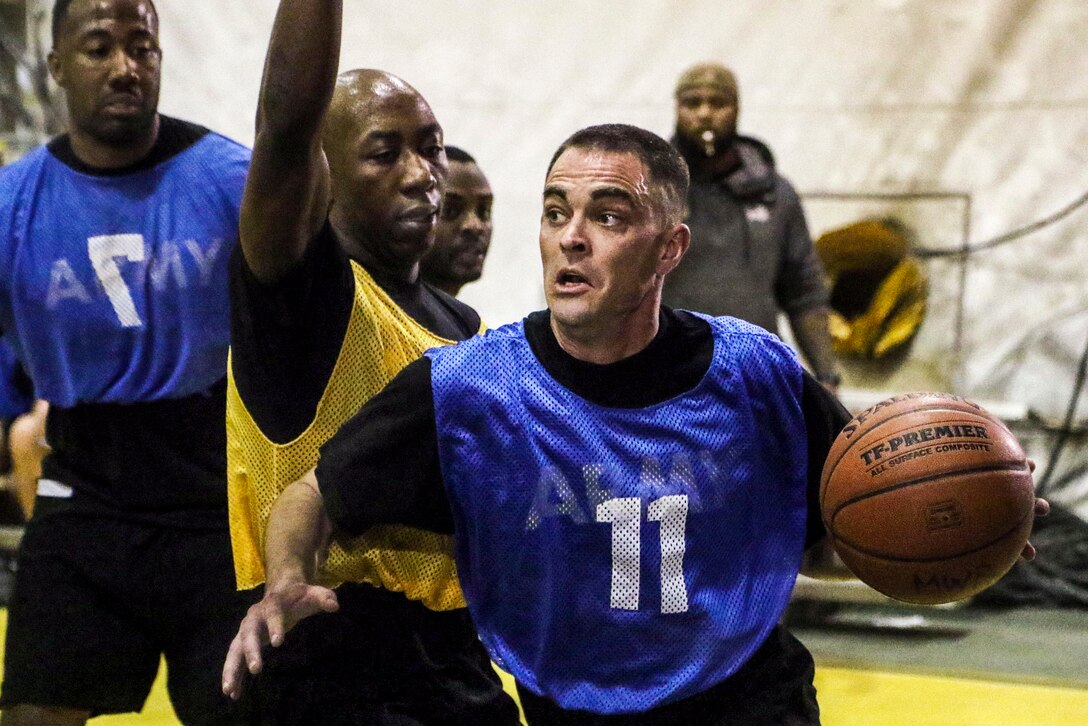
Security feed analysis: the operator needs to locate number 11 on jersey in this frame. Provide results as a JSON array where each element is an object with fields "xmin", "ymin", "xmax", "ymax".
[{"xmin": 596, "ymin": 495, "xmax": 689, "ymax": 614}]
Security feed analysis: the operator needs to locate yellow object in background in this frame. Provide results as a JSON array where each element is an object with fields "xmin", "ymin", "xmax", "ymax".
[{"xmin": 816, "ymin": 219, "xmax": 928, "ymax": 360}]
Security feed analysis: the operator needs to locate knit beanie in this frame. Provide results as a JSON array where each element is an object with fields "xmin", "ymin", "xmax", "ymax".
[{"xmin": 674, "ymin": 62, "xmax": 739, "ymax": 100}]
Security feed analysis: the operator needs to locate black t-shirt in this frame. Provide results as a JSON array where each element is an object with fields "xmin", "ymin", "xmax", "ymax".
[
  {"xmin": 316, "ymin": 307, "xmax": 849, "ymax": 719},
  {"xmin": 228, "ymin": 222, "xmax": 480, "ymax": 444},
  {"xmin": 40, "ymin": 116, "xmax": 232, "ymax": 529}
]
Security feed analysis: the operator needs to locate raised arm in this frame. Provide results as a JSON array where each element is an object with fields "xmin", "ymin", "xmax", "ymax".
[
  {"xmin": 239, "ymin": 0, "xmax": 343, "ymax": 282},
  {"xmin": 222, "ymin": 470, "xmax": 337, "ymax": 699}
]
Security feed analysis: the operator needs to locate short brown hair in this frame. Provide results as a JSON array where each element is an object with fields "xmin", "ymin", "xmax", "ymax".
[{"xmin": 547, "ymin": 124, "xmax": 689, "ymax": 225}]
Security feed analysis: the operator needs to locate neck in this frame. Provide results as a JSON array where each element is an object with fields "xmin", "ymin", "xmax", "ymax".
[
  {"xmin": 676, "ymin": 132, "xmax": 740, "ymax": 180},
  {"xmin": 550, "ymin": 296, "xmax": 662, "ymax": 366},
  {"xmin": 434, "ymin": 280, "xmax": 461, "ymax": 297},
  {"xmin": 69, "ymin": 115, "xmax": 160, "ymax": 169},
  {"xmin": 329, "ymin": 211, "xmax": 421, "ymax": 284}
]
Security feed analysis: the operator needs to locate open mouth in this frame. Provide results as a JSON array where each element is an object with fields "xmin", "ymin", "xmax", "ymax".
[{"xmin": 555, "ymin": 269, "xmax": 591, "ymax": 291}]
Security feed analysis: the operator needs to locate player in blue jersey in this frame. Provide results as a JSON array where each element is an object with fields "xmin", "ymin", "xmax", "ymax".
[
  {"xmin": 223, "ymin": 125, "xmax": 1044, "ymax": 722},
  {"xmin": 0, "ymin": 1, "xmax": 257, "ymax": 723}
]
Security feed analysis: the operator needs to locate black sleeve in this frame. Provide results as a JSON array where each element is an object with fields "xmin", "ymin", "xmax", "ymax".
[
  {"xmin": 228, "ymin": 222, "xmax": 355, "ymax": 443},
  {"xmin": 801, "ymin": 370, "xmax": 851, "ymax": 549},
  {"xmin": 316, "ymin": 356, "xmax": 453, "ymax": 536}
]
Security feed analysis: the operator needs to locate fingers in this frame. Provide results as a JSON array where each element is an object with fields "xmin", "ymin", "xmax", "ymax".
[
  {"xmin": 1020, "ymin": 541, "xmax": 1037, "ymax": 562},
  {"xmin": 221, "ymin": 586, "xmax": 338, "ymax": 699},
  {"xmin": 287, "ymin": 584, "xmax": 339, "ymax": 621},
  {"xmin": 222, "ymin": 632, "xmax": 249, "ymax": 700},
  {"xmin": 221, "ymin": 601, "xmax": 278, "ymax": 699},
  {"xmin": 319, "ymin": 588, "xmax": 340, "ymax": 614},
  {"xmin": 266, "ymin": 606, "xmax": 285, "ymax": 648},
  {"xmin": 1027, "ymin": 458, "xmax": 1036, "ymax": 473},
  {"xmin": 1034, "ymin": 498, "xmax": 1050, "ymax": 517},
  {"xmin": 239, "ymin": 608, "xmax": 270, "ymax": 675}
]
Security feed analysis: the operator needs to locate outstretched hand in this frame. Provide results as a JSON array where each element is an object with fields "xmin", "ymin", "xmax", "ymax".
[
  {"xmin": 1021, "ymin": 459, "xmax": 1050, "ymax": 562},
  {"xmin": 222, "ymin": 582, "xmax": 339, "ymax": 700}
]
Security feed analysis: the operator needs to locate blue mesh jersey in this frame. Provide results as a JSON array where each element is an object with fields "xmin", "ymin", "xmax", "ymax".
[
  {"xmin": 0, "ymin": 133, "xmax": 249, "ymax": 407},
  {"xmin": 427, "ymin": 314, "xmax": 809, "ymax": 714}
]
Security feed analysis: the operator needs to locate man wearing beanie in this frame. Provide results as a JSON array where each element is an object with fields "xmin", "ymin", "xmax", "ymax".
[{"xmin": 665, "ymin": 62, "xmax": 841, "ymax": 392}]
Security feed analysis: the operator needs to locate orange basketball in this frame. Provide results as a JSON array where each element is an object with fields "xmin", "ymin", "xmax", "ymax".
[{"xmin": 820, "ymin": 393, "xmax": 1035, "ymax": 605}]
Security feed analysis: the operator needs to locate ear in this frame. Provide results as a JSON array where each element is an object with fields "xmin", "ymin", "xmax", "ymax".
[
  {"xmin": 656, "ymin": 223, "xmax": 690, "ymax": 277},
  {"xmin": 47, "ymin": 49, "xmax": 63, "ymax": 87}
]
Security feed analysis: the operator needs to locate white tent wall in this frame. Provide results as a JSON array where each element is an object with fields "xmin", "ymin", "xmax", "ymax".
[{"xmin": 149, "ymin": 0, "xmax": 1087, "ymax": 516}]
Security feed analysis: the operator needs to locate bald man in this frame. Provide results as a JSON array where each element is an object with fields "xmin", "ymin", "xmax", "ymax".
[
  {"xmin": 224, "ymin": 0, "xmax": 518, "ymax": 722},
  {"xmin": 664, "ymin": 62, "xmax": 841, "ymax": 393}
]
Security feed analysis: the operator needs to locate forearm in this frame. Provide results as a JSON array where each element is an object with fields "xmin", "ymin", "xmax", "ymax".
[
  {"xmin": 789, "ymin": 306, "xmax": 840, "ymax": 384},
  {"xmin": 241, "ymin": 0, "xmax": 340, "ymax": 283},
  {"xmin": 264, "ymin": 469, "xmax": 334, "ymax": 589},
  {"xmin": 256, "ymin": 0, "xmax": 342, "ymax": 141}
]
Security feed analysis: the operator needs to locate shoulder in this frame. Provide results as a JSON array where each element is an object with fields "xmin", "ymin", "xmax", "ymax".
[
  {"xmin": 163, "ymin": 116, "xmax": 250, "ymax": 176},
  {"xmin": 735, "ymin": 135, "xmax": 776, "ymax": 169},
  {"xmin": 708, "ymin": 315, "xmax": 802, "ymax": 372},
  {"xmin": 736, "ymin": 136, "xmax": 801, "ymax": 204},
  {"xmin": 0, "ymin": 147, "xmax": 50, "ymax": 221},
  {"xmin": 180, "ymin": 130, "xmax": 251, "ymax": 178},
  {"xmin": 0, "ymin": 146, "xmax": 49, "ymax": 187},
  {"xmin": 194, "ymin": 129, "xmax": 252, "ymax": 163},
  {"xmin": 426, "ymin": 318, "xmax": 525, "ymax": 365},
  {"xmin": 420, "ymin": 282, "xmax": 482, "ymax": 339},
  {"xmin": 164, "ymin": 128, "xmax": 251, "ymax": 211},
  {"xmin": 772, "ymin": 174, "xmax": 802, "ymax": 210}
]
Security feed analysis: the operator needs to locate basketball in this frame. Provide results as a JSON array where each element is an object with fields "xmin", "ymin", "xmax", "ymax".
[{"xmin": 820, "ymin": 393, "xmax": 1036, "ymax": 605}]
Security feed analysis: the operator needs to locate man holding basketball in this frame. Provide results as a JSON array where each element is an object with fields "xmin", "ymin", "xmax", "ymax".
[{"xmin": 224, "ymin": 124, "xmax": 1046, "ymax": 723}]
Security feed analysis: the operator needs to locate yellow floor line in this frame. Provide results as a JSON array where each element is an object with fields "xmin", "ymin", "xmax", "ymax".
[{"xmin": 2, "ymin": 609, "xmax": 1087, "ymax": 723}]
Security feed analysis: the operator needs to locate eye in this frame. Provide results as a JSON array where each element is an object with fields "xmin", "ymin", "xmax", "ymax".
[
  {"xmin": 544, "ymin": 208, "xmax": 567, "ymax": 224},
  {"xmin": 599, "ymin": 212, "xmax": 619, "ymax": 225},
  {"xmin": 423, "ymin": 143, "xmax": 444, "ymax": 159},
  {"xmin": 478, "ymin": 203, "xmax": 492, "ymax": 222},
  {"xmin": 131, "ymin": 43, "xmax": 160, "ymax": 61},
  {"xmin": 441, "ymin": 201, "xmax": 464, "ymax": 221},
  {"xmin": 368, "ymin": 149, "xmax": 398, "ymax": 164},
  {"xmin": 84, "ymin": 43, "xmax": 110, "ymax": 59}
]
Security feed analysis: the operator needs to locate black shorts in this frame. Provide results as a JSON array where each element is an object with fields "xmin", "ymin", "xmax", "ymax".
[
  {"xmin": 247, "ymin": 583, "xmax": 521, "ymax": 726},
  {"xmin": 516, "ymin": 626, "xmax": 820, "ymax": 725},
  {"xmin": 0, "ymin": 496, "xmax": 259, "ymax": 723}
]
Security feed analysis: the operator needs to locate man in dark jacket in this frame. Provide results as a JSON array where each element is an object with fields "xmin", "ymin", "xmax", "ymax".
[{"xmin": 664, "ymin": 62, "xmax": 842, "ymax": 392}]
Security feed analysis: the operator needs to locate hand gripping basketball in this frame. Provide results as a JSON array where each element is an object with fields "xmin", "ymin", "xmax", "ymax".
[{"xmin": 820, "ymin": 392, "xmax": 1040, "ymax": 605}]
